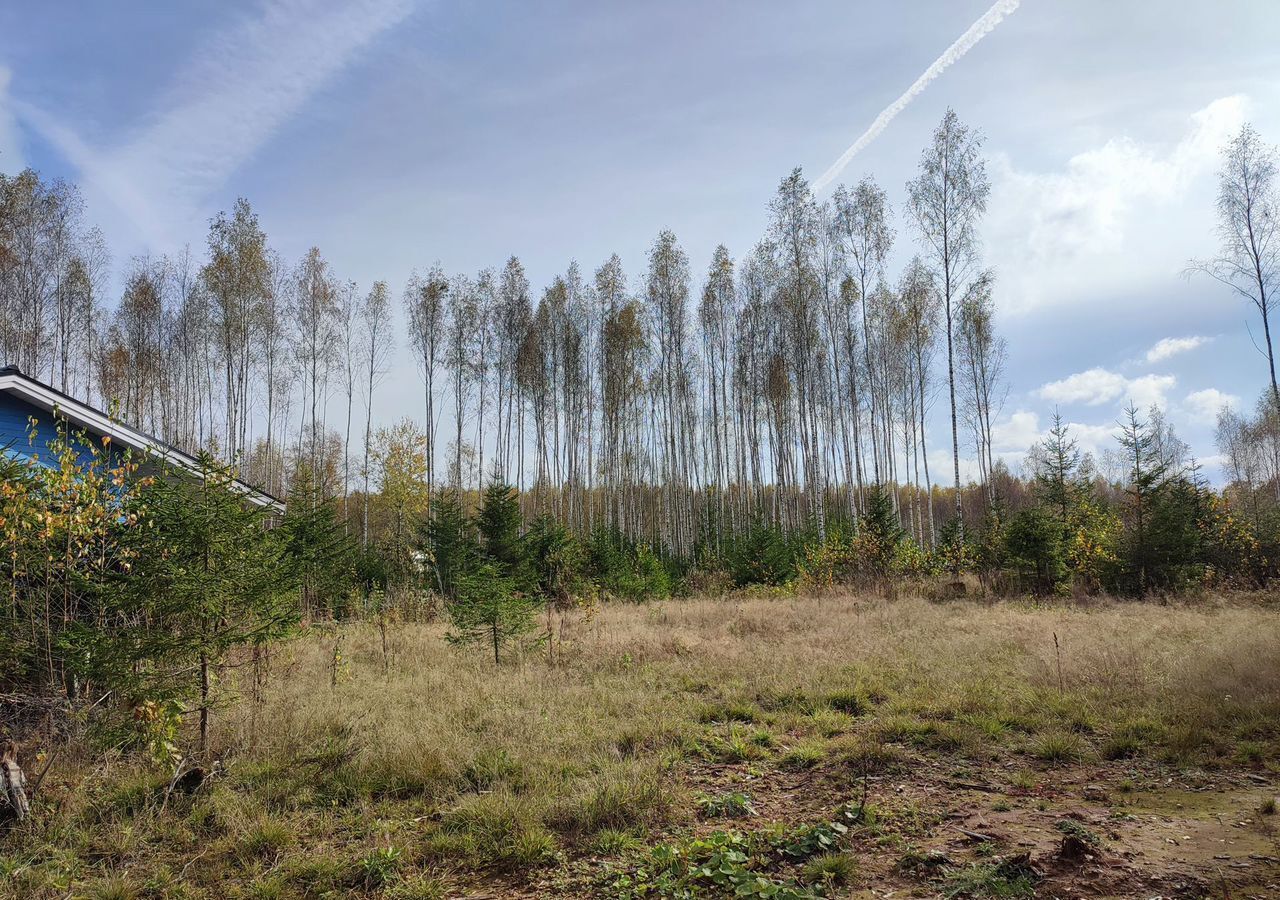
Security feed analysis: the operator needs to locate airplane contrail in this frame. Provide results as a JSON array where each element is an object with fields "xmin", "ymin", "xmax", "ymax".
[{"xmin": 812, "ymin": 0, "xmax": 1022, "ymax": 192}]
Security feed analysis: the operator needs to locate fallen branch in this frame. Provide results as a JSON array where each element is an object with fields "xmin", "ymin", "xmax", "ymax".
[
  {"xmin": 952, "ymin": 825, "xmax": 997, "ymax": 843},
  {"xmin": 26, "ymin": 747, "xmax": 57, "ymax": 802},
  {"xmin": 942, "ymin": 779, "xmax": 1005, "ymax": 795}
]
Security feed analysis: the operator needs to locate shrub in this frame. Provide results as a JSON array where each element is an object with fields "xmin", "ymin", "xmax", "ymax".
[
  {"xmin": 697, "ymin": 701, "xmax": 759, "ymax": 724},
  {"xmin": 239, "ymin": 817, "xmax": 294, "ymax": 861},
  {"xmin": 357, "ymin": 846, "xmax": 403, "ymax": 889},
  {"xmin": 437, "ymin": 793, "xmax": 559, "ymax": 870},
  {"xmin": 802, "ymin": 851, "xmax": 857, "ymax": 888},
  {"xmin": 476, "ymin": 480, "xmax": 525, "ymax": 578},
  {"xmin": 724, "ymin": 524, "xmax": 805, "ymax": 587},
  {"xmin": 462, "ymin": 748, "xmax": 524, "ymax": 792},
  {"xmin": 835, "ymin": 737, "xmax": 905, "ymax": 777},
  {"xmin": 384, "ymin": 874, "xmax": 449, "ymax": 900},
  {"xmin": 824, "ymin": 689, "xmax": 869, "ymax": 717},
  {"xmin": 586, "ymin": 528, "xmax": 674, "ymax": 601},
  {"xmin": 943, "ymin": 858, "xmax": 1038, "ymax": 898},
  {"xmin": 1029, "ymin": 731, "xmax": 1086, "ymax": 764},
  {"xmin": 1102, "ymin": 718, "xmax": 1165, "ymax": 760},
  {"xmin": 77, "ymin": 876, "xmax": 141, "ymax": 900},
  {"xmin": 1003, "ymin": 508, "xmax": 1067, "ymax": 593},
  {"xmin": 592, "ymin": 829, "xmax": 646, "ymax": 854},
  {"xmin": 418, "ymin": 491, "xmax": 478, "ymax": 602},
  {"xmin": 524, "ymin": 514, "xmax": 586, "ymax": 605},
  {"xmin": 781, "ymin": 741, "xmax": 826, "ymax": 771},
  {"xmin": 808, "ymin": 708, "xmax": 856, "ymax": 737},
  {"xmin": 696, "ymin": 791, "xmax": 756, "ymax": 819},
  {"xmin": 1055, "ymin": 819, "xmax": 1101, "ymax": 847},
  {"xmin": 697, "ymin": 724, "xmax": 769, "ymax": 763},
  {"xmin": 547, "ymin": 765, "xmax": 665, "ymax": 834},
  {"xmin": 613, "ymin": 830, "xmax": 814, "ymax": 899}
]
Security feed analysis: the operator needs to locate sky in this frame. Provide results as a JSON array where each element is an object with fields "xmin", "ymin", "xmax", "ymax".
[{"xmin": 2, "ymin": 0, "xmax": 1279, "ymax": 482}]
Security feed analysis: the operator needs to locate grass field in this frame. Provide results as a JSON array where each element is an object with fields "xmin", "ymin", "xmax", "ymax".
[{"xmin": 4, "ymin": 590, "xmax": 1280, "ymax": 898}]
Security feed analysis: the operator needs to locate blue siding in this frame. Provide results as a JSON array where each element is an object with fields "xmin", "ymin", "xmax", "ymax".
[{"xmin": 0, "ymin": 392, "xmax": 106, "ymax": 471}]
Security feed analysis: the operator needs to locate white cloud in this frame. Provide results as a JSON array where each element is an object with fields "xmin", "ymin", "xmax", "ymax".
[
  {"xmin": 1183, "ymin": 387, "xmax": 1240, "ymax": 423},
  {"xmin": 926, "ymin": 410, "xmax": 1121, "ymax": 481},
  {"xmin": 927, "ymin": 448, "xmax": 985, "ymax": 485},
  {"xmin": 16, "ymin": 0, "xmax": 416, "ymax": 246},
  {"xmin": 1126, "ymin": 374, "xmax": 1177, "ymax": 410},
  {"xmin": 1146, "ymin": 335, "xmax": 1209, "ymax": 363},
  {"xmin": 0, "ymin": 66, "xmax": 23, "ymax": 171},
  {"xmin": 991, "ymin": 410, "xmax": 1117, "ymax": 456},
  {"xmin": 991, "ymin": 410, "xmax": 1042, "ymax": 452},
  {"xmin": 987, "ymin": 96, "xmax": 1248, "ymax": 313},
  {"xmin": 1037, "ymin": 367, "xmax": 1175, "ymax": 410},
  {"xmin": 1036, "ymin": 368, "xmax": 1129, "ymax": 406},
  {"xmin": 1067, "ymin": 422, "xmax": 1121, "ymax": 459}
]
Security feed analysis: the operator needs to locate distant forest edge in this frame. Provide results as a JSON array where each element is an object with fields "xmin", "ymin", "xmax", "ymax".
[{"xmin": 3, "ymin": 110, "xmax": 1280, "ymax": 643}]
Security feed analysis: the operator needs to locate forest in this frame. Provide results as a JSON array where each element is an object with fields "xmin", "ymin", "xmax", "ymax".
[{"xmin": 1, "ymin": 110, "xmax": 1279, "ymax": 899}]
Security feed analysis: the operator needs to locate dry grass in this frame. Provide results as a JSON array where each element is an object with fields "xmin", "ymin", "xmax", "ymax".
[{"xmin": 3, "ymin": 590, "xmax": 1279, "ymax": 897}]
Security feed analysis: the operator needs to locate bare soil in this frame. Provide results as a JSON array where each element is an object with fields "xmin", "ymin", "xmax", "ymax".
[{"xmin": 470, "ymin": 750, "xmax": 1280, "ymax": 898}]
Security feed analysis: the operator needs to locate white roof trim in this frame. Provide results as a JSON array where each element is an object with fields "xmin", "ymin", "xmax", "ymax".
[{"xmin": 0, "ymin": 372, "xmax": 284, "ymax": 513}]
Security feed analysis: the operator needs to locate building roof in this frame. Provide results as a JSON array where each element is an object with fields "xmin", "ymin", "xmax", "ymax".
[{"xmin": 0, "ymin": 366, "xmax": 284, "ymax": 513}]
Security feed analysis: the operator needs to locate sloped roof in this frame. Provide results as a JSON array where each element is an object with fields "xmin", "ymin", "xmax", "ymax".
[{"xmin": 0, "ymin": 365, "xmax": 284, "ymax": 513}]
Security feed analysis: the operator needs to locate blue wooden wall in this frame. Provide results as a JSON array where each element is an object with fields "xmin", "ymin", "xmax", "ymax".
[{"xmin": 1, "ymin": 392, "xmax": 106, "ymax": 471}]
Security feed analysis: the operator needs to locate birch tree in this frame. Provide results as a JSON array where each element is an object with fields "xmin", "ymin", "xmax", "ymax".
[
  {"xmin": 907, "ymin": 110, "xmax": 991, "ymax": 539},
  {"xmin": 405, "ymin": 266, "xmax": 448, "ymax": 490},
  {"xmin": 360, "ymin": 280, "xmax": 394, "ymax": 544},
  {"xmin": 1190, "ymin": 124, "xmax": 1280, "ymax": 409}
]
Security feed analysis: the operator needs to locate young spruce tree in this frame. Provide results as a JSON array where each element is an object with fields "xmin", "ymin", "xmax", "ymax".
[
  {"xmin": 446, "ymin": 563, "xmax": 536, "ymax": 665},
  {"xmin": 128, "ymin": 453, "xmax": 297, "ymax": 751},
  {"xmin": 1118, "ymin": 405, "xmax": 1171, "ymax": 594},
  {"xmin": 420, "ymin": 491, "xmax": 477, "ymax": 602}
]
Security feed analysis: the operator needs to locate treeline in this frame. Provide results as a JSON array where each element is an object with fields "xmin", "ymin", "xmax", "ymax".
[
  {"xmin": 2, "ymin": 112, "xmax": 1007, "ymax": 553},
  {"xmin": 4, "ymin": 112, "xmax": 1280, "ymax": 593}
]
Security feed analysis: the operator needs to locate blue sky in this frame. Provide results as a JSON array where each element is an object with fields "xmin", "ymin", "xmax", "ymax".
[{"xmin": 2, "ymin": 0, "xmax": 1279, "ymax": 480}]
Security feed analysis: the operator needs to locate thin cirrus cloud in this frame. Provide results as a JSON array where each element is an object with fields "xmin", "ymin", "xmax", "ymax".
[
  {"xmin": 811, "ymin": 0, "xmax": 1021, "ymax": 192},
  {"xmin": 0, "ymin": 66, "xmax": 21, "ymax": 170},
  {"xmin": 1037, "ymin": 367, "xmax": 1176, "ymax": 410},
  {"xmin": 14, "ymin": 0, "xmax": 417, "ymax": 246},
  {"xmin": 1146, "ymin": 335, "xmax": 1209, "ymax": 363}
]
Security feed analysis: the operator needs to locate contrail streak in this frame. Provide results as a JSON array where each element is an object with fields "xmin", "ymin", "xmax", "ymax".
[{"xmin": 812, "ymin": 0, "xmax": 1021, "ymax": 192}]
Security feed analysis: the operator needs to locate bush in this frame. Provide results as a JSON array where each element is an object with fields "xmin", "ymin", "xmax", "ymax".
[
  {"xmin": 802, "ymin": 852, "xmax": 857, "ymax": 888},
  {"xmin": 357, "ymin": 846, "xmax": 403, "ymax": 889},
  {"xmin": 824, "ymin": 689, "xmax": 869, "ymax": 717},
  {"xmin": 547, "ymin": 765, "xmax": 666, "ymax": 834},
  {"xmin": 384, "ymin": 874, "xmax": 449, "ymax": 900},
  {"xmin": 780, "ymin": 741, "xmax": 826, "ymax": 771},
  {"xmin": 1029, "ymin": 731, "xmax": 1086, "ymax": 764},
  {"xmin": 724, "ymin": 524, "xmax": 805, "ymax": 587},
  {"xmin": 696, "ymin": 791, "xmax": 756, "ymax": 819},
  {"xmin": 418, "ymin": 491, "xmax": 478, "ymax": 602},
  {"xmin": 239, "ymin": 817, "xmax": 294, "ymax": 861},
  {"xmin": 1003, "ymin": 508, "xmax": 1066, "ymax": 593},
  {"xmin": 524, "ymin": 514, "xmax": 584, "ymax": 605},
  {"xmin": 436, "ymin": 793, "xmax": 558, "ymax": 870},
  {"xmin": 586, "ymin": 528, "xmax": 674, "ymax": 601},
  {"xmin": 697, "ymin": 701, "xmax": 759, "ymax": 724}
]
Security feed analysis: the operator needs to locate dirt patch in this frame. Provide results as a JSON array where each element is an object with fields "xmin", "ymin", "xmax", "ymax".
[{"xmin": 476, "ymin": 751, "xmax": 1280, "ymax": 899}]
